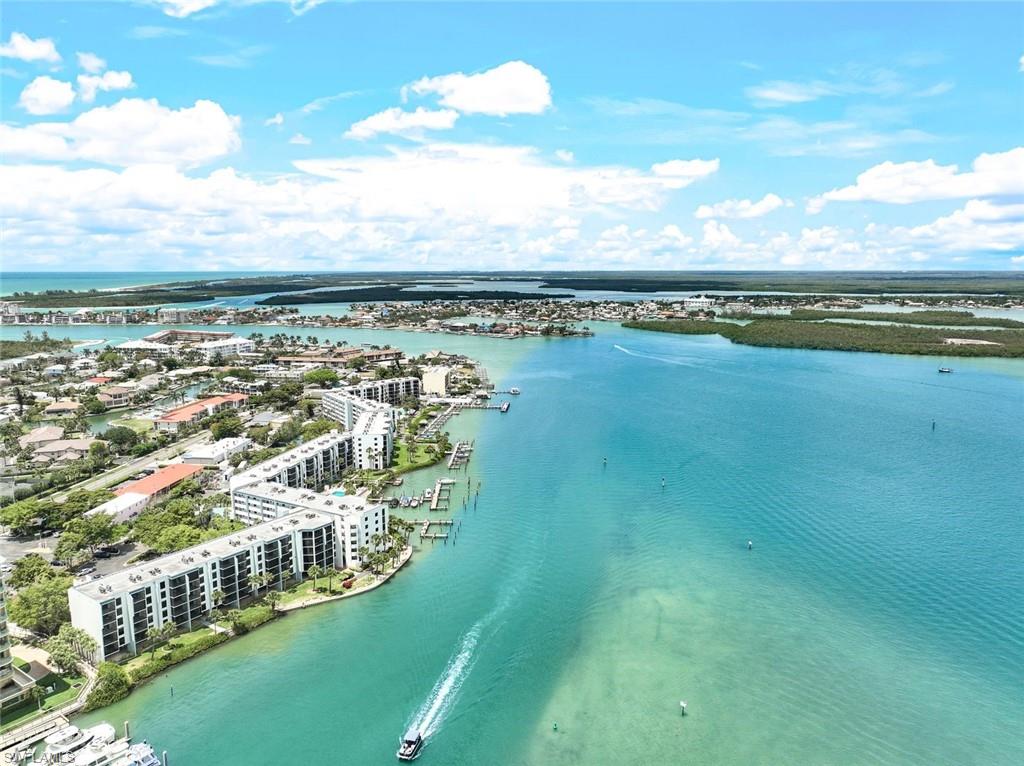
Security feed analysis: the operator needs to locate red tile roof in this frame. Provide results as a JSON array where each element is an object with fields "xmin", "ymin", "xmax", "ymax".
[
  {"xmin": 156, "ymin": 393, "xmax": 247, "ymax": 423},
  {"xmin": 115, "ymin": 463, "xmax": 204, "ymax": 497}
]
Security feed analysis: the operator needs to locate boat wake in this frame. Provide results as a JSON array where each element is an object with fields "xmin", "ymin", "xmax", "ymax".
[
  {"xmin": 613, "ymin": 344, "xmax": 705, "ymax": 368},
  {"xmin": 406, "ymin": 583, "xmax": 522, "ymax": 742}
]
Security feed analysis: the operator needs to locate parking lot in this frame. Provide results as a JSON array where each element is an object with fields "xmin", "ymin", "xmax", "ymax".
[{"xmin": 0, "ymin": 533, "xmax": 142, "ymax": 579}]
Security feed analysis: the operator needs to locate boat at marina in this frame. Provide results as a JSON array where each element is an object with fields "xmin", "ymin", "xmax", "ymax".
[
  {"xmin": 424, "ymin": 487, "xmax": 433, "ymax": 499},
  {"xmin": 938, "ymin": 367, "xmax": 954, "ymax": 373},
  {"xmin": 43, "ymin": 723, "xmax": 116, "ymax": 762},
  {"xmin": 396, "ymin": 729, "xmax": 424, "ymax": 761},
  {"xmin": 116, "ymin": 743, "xmax": 162, "ymax": 766},
  {"xmin": 500, "ymin": 401, "xmax": 510, "ymax": 412},
  {"xmin": 410, "ymin": 497, "xmax": 420, "ymax": 507},
  {"xmin": 509, "ymin": 387, "xmax": 521, "ymax": 395},
  {"xmin": 71, "ymin": 736, "xmax": 132, "ymax": 766}
]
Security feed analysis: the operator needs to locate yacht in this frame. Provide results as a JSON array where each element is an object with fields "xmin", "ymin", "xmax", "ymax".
[
  {"xmin": 396, "ymin": 729, "xmax": 424, "ymax": 761},
  {"xmin": 509, "ymin": 387, "xmax": 521, "ymax": 395},
  {"xmin": 938, "ymin": 367, "xmax": 954, "ymax": 373},
  {"xmin": 43, "ymin": 723, "xmax": 116, "ymax": 762},
  {"xmin": 115, "ymin": 742, "xmax": 162, "ymax": 766},
  {"xmin": 72, "ymin": 737, "xmax": 131, "ymax": 766}
]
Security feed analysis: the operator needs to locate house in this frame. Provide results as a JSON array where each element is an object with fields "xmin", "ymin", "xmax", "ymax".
[
  {"xmin": 43, "ymin": 364, "xmax": 67, "ymax": 377},
  {"xmin": 18, "ymin": 425, "xmax": 65, "ymax": 450},
  {"xmin": 154, "ymin": 393, "xmax": 248, "ymax": 433},
  {"xmin": 86, "ymin": 493, "xmax": 148, "ymax": 524},
  {"xmin": 32, "ymin": 438, "xmax": 100, "ymax": 464},
  {"xmin": 97, "ymin": 385, "xmax": 135, "ymax": 409},
  {"xmin": 181, "ymin": 437, "xmax": 252, "ymax": 466},
  {"xmin": 43, "ymin": 400, "xmax": 83, "ymax": 417}
]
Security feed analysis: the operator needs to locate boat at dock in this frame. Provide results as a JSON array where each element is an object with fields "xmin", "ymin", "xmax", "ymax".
[
  {"xmin": 500, "ymin": 401, "xmax": 510, "ymax": 412},
  {"xmin": 397, "ymin": 729, "xmax": 424, "ymax": 761},
  {"xmin": 509, "ymin": 387, "xmax": 521, "ymax": 395},
  {"xmin": 116, "ymin": 743, "xmax": 162, "ymax": 766},
  {"xmin": 410, "ymin": 497, "xmax": 420, "ymax": 507},
  {"xmin": 43, "ymin": 723, "xmax": 116, "ymax": 762},
  {"xmin": 938, "ymin": 367, "xmax": 953, "ymax": 373}
]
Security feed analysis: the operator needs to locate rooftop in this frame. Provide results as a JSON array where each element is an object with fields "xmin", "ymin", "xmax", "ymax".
[
  {"xmin": 156, "ymin": 393, "xmax": 247, "ymax": 423},
  {"xmin": 114, "ymin": 462, "xmax": 204, "ymax": 497},
  {"xmin": 72, "ymin": 508, "xmax": 335, "ymax": 601},
  {"xmin": 235, "ymin": 481, "xmax": 375, "ymax": 518}
]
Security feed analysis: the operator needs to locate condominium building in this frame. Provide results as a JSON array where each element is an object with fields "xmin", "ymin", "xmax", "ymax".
[
  {"xmin": 322, "ymin": 390, "xmax": 396, "ymax": 431},
  {"xmin": 346, "ymin": 377, "xmax": 420, "ymax": 405},
  {"xmin": 421, "ymin": 366, "xmax": 452, "ymax": 396},
  {"xmin": 1, "ymin": 564, "xmax": 36, "ymax": 711},
  {"xmin": 352, "ymin": 411, "xmax": 394, "ymax": 470},
  {"xmin": 196, "ymin": 336, "xmax": 255, "ymax": 361},
  {"xmin": 229, "ymin": 483, "xmax": 388, "ymax": 568},
  {"xmin": 154, "ymin": 393, "xmax": 248, "ymax": 433},
  {"xmin": 229, "ymin": 430, "xmax": 354, "ymax": 494},
  {"xmin": 156, "ymin": 308, "xmax": 195, "ymax": 324},
  {"xmin": 68, "ymin": 511, "xmax": 339, "ymax": 661}
]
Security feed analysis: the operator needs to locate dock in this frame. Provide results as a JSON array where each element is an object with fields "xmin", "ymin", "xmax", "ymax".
[
  {"xmin": 415, "ymin": 518, "xmax": 455, "ymax": 540},
  {"xmin": 447, "ymin": 440, "xmax": 473, "ymax": 469},
  {"xmin": 429, "ymin": 478, "xmax": 455, "ymax": 511}
]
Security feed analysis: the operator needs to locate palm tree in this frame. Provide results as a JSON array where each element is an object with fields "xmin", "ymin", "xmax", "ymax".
[
  {"xmin": 145, "ymin": 626, "xmax": 162, "ymax": 659},
  {"xmin": 279, "ymin": 568, "xmax": 293, "ymax": 589},
  {"xmin": 357, "ymin": 546, "xmax": 370, "ymax": 570},
  {"xmin": 211, "ymin": 588, "xmax": 226, "ymax": 610},
  {"xmin": 325, "ymin": 566, "xmax": 336, "ymax": 593},
  {"xmin": 30, "ymin": 685, "xmax": 47, "ymax": 711},
  {"xmin": 307, "ymin": 564, "xmax": 324, "ymax": 591},
  {"xmin": 265, "ymin": 590, "xmax": 282, "ymax": 612}
]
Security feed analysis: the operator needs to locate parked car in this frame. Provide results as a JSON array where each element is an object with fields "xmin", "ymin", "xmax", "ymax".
[
  {"xmin": 94, "ymin": 550, "xmax": 113, "ymax": 559},
  {"xmin": 98, "ymin": 545, "xmax": 120, "ymax": 554},
  {"xmin": 77, "ymin": 565, "xmax": 97, "ymax": 576}
]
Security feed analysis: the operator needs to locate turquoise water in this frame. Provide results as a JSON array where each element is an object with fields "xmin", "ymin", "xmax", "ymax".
[{"xmin": 60, "ymin": 323, "xmax": 1024, "ymax": 764}]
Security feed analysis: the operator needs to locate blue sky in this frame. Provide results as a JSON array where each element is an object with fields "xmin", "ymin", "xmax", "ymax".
[{"xmin": 1, "ymin": 0, "xmax": 1022, "ymax": 271}]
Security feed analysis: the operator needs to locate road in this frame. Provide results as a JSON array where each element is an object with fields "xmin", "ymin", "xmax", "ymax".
[{"xmin": 52, "ymin": 430, "xmax": 212, "ymax": 501}]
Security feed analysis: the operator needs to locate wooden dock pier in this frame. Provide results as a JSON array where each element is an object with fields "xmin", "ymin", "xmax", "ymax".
[{"xmin": 447, "ymin": 440, "xmax": 473, "ymax": 469}]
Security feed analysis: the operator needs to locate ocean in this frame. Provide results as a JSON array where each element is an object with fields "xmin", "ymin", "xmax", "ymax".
[{"xmin": 67, "ymin": 321, "xmax": 1024, "ymax": 765}]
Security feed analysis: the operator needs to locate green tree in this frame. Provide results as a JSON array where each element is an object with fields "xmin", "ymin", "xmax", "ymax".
[
  {"xmin": 7, "ymin": 576, "xmax": 73, "ymax": 636},
  {"xmin": 29, "ymin": 684, "xmax": 47, "ymax": 711},
  {"xmin": 102, "ymin": 425, "xmax": 139, "ymax": 452},
  {"xmin": 265, "ymin": 590, "xmax": 282, "ymax": 612},
  {"xmin": 210, "ymin": 414, "xmax": 244, "ymax": 440},
  {"xmin": 6, "ymin": 553, "xmax": 56, "ymax": 589},
  {"xmin": 301, "ymin": 418, "xmax": 337, "ymax": 441},
  {"xmin": 306, "ymin": 564, "xmax": 323, "ymax": 591},
  {"xmin": 153, "ymin": 524, "xmax": 203, "ymax": 553},
  {"xmin": 83, "ymin": 397, "xmax": 106, "ymax": 414},
  {"xmin": 46, "ymin": 641, "xmax": 81, "ymax": 675},
  {"xmin": 0, "ymin": 499, "xmax": 47, "ymax": 536},
  {"xmin": 303, "ymin": 368, "xmax": 339, "ymax": 388},
  {"xmin": 83, "ymin": 663, "xmax": 132, "ymax": 712}
]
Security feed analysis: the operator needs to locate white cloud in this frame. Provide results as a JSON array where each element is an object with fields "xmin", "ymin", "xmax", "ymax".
[
  {"xmin": 701, "ymin": 220, "xmax": 741, "ymax": 249},
  {"xmin": 650, "ymin": 158, "xmax": 720, "ymax": 187},
  {"xmin": 158, "ymin": 0, "xmax": 218, "ymax": 17},
  {"xmin": 0, "ymin": 32, "xmax": 61, "ymax": 64},
  {"xmin": 76, "ymin": 52, "xmax": 106, "ymax": 74},
  {"xmin": 554, "ymin": 149, "xmax": 574, "ymax": 163},
  {"xmin": 695, "ymin": 193, "xmax": 789, "ymax": 219},
  {"xmin": 345, "ymin": 107, "xmax": 459, "ymax": 140},
  {"xmin": 288, "ymin": 133, "xmax": 311, "ymax": 145},
  {"xmin": 264, "ymin": 112, "xmax": 284, "ymax": 127},
  {"xmin": 0, "ymin": 98, "xmax": 241, "ymax": 168},
  {"xmin": 1020, "ymin": 54, "xmax": 1024, "ymax": 73},
  {"xmin": 746, "ymin": 80, "xmax": 836, "ymax": 106},
  {"xmin": 808, "ymin": 147, "xmax": 1024, "ymax": 213},
  {"xmin": 18, "ymin": 76, "xmax": 75, "ymax": 115},
  {"xmin": 406, "ymin": 61, "xmax": 551, "ymax": 116},
  {"xmin": 77, "ymin": 71, "xmax": 135, "ymax": 103},
  {"xmin": 300, "ymin": 91, "xmax": 358, "ymax": 114}
]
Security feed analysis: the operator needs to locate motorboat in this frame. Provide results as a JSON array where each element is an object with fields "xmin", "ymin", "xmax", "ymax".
[
  {"xmin": 500, "ymin": 401, "xmax": 510, "ymax": 413},
  {"xmin": 72, "ymin": 737, "xmax": 132, "ymax": 766},
  {"xmin": 114, "ymin": 742, "xmax": 162, "ymax": 766},
  {"xmin": 938, "ymin": 367, "xmax": 953, "ymax": 373},
  {"xmin": 396, "ymin": 729, "xmax": 424, "ymax": 761},
  {"xmin": 44, "ymin": 723, "xmax": 116, "ymax": 761},
  {"xmin": 410, "ymin": 497, "xmax": 420, "ymax": 507},
  {"xmin": 424, "ymin": 487, "xmax": 433, "ymax": 499},
  {"xmin": 509, "ymin": 387, "xmax": 521, "ymax": 395}
]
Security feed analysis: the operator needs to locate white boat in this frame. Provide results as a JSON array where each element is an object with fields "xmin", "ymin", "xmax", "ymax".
[
  {"xmin": 72, "ymin": 737, "xmax": 132, "ymax": 766},
  {"xmin": 423, "ymin": 488, "xmax": 433, "ymax": 499},
  {"xmin": 397, "ymin": 729, "xmax": 424, "ymax": 761},
  {"xmin": 509, "ymin": 387, "xmax": 521, "ymax": 395},
  {"xmin": 44, "ymin": 723, "xmax": 116, "ymax": 761},
  {"xmin": 115, "ymin": 743, "xmax": 162, "ymax": 766},
  {"xmin": 410, "ymin": 498, "xmax": 420, "ymax": 507}
]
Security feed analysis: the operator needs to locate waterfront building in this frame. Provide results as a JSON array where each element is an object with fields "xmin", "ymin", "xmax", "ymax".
[
  {"xmin": 322, "ymin": 390, "xmax": 396, "ymax": 430},
  {"xmin": 115, "ymin": 339, "xmax": 172, "ymax": 357},
  {"xmin": 1, "ymin": 564, "xmax": 36, "ymax": 711},
  {"xmin": 421, "ymin": 366, "xmax": 452, "ymax": 396},
  {"xmin": 97, "ymin": 385, "xmax": 135, "ymax": 408},
  {"xmin": 144, "ymin": 329, "xmax": 234, "ymax": 344},
  {"xmin": 68, "ymin": 510, "xmax": 339, "ymax": 661},
  {"xmin": 346, "ymin": 376, "xmax": 421, "ymax": 405},
  {"xmin": 683, "ymin": 295, "xmax": 716, "ymax": 311},
  {"xmin": 229, "ymin": 430, "xmax": 353, "ymax": 494},
  {"xmin": 154, "ymin": 393, "xmax": 248, "ymax": 433},
  {"xmin": 353, "ymin": 411, "xmax": 394, "ymax": 470},
  {"xmin": 156, "ymin": 308, "xmax": 194, "ymax": 324},
  {"xmin": 229, "ymin": 483, "xmax": 388, "ymax": 569},
  {"xmin": 196, "ymin": 336, "xmax": 256, "ymax": 361}
]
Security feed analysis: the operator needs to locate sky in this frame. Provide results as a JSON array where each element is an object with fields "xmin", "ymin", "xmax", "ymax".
[{"xmin": 1, "ymin": 0, "xmax": 1022, "ymax": 272}]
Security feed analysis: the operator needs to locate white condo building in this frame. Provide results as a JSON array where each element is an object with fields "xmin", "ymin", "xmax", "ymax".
[
  {"xmin": 229, "ymin": 430, "xmax": 354, "ymax": 494},
  {"xmin": 1, "ymin": 563, "xmax": 36, "ymax": 710},
  {"xmin": 421, "ymin": 366, "xmax": 452, "ymax": 396},
  {"xmin": 352, "ymin": 411, "xmax": 394, "ymax": 470},
  {"xmin": 68, "ymin": 510, "xmax": 341, "ymax": 661},
  {"xmin": 322, "ymin": 390, "xmax": 396, "ymax": 430},
  {"xmin": 346, "ymin": 377, "xmax": 420, "ymax": 405},
  {"xmin": 197, "ymin": 336, "xmax": 255, "ymax": 361}
]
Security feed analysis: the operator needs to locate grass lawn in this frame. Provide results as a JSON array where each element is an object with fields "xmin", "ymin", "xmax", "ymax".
[
  {"xmin": 110, "ymin": 417, "xmax": 154, "ymax": 434},
  {"xmin": 121, "ymin": 626, "xmax": 220, "ymax": 676},
  {"xmin": 0, "ymin": 671, "xmax": 88, "ymax": 733},
  {"xmin": 392, "ymin": 440, "xmax": 441, "ymax": 475},
  {"xmin": 277, "ymin": 573, "xmax": 358, "ymax": 606}
]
